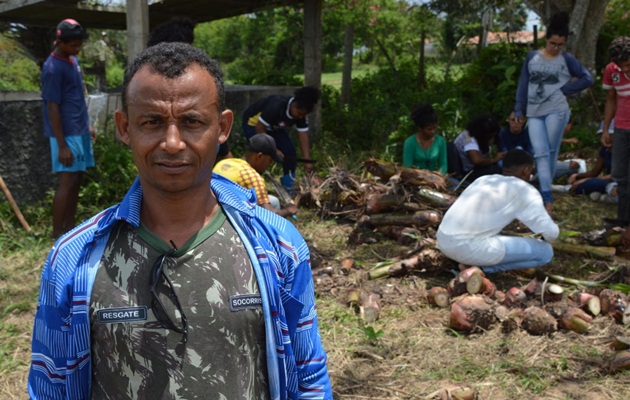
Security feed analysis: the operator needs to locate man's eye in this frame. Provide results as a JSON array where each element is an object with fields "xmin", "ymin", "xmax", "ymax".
[{"xmin": 185, "ymin": 118, "xmax": 202, "ymax": 125}]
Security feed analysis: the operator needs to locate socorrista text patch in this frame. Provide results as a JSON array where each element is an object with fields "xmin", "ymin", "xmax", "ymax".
[
  {"xmin": 97, "ymin": 306, "xmax": 148, "ymax": 324},
  {"xmin": 229, "ymin": 294, "xmax": 263, "ymax": 311}
]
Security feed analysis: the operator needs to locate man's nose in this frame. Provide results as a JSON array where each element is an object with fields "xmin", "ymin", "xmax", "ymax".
[{"xmin": 163, "ymin": 123, "xmax": 186, "ymax": 153}]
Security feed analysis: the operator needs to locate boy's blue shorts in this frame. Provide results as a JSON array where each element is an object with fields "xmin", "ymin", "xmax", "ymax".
[{"xmin": 50, "ymin": 135, "xmax": 95, "ymax": 173}]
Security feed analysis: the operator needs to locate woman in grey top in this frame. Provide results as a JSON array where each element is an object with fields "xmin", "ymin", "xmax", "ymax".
[{"xmin": 514, "ymin": 12, "xmax": 593, "ymax": 213}]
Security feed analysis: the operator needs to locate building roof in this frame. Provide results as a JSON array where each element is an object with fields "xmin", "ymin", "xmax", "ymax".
[
  {"xmin": 461, "ymin": 30, "xmax": 545, "ymax": 46},
  {"xmin": 0, "ymin": 0, "xmax": 303, "ymax": 30}
]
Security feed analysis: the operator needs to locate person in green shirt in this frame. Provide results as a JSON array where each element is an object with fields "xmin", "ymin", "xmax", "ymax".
[{"xmin": 402, "ymin": 103, "xmax": 447, "ymax": 174}]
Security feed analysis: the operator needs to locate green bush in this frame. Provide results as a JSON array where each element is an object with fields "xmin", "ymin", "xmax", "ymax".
[
  {"xmin": 458, "ymin": 42, "xmax": 527, "ymax": 120},
  {"xmin": 319, "ymin": 42, "xmax": 599, "ymax": 167},
  {"xmin": 320, "ymin": 60, "xmax": 466, "ymax": 165},
  {"xmin": 77, "ymin": 133, "xmax": 137, "ymax": 219},
  {"xmin": 106, "ymin": 60, "xmax": 124, "ymax": 90},
  {"xmin": 0, "ymin": 34, "xmax": 39, "ymax": 91}
]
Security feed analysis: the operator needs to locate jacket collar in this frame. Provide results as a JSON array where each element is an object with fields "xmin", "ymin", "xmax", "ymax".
[{"xmin": 100, "ymin": 175, "xmax": 258, "ymax": 231}]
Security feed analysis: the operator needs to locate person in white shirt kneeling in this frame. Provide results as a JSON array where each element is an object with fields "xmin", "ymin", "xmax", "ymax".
[{"xmin": 437, "ymin": 149, "xmax": 559, "ymax": 274}]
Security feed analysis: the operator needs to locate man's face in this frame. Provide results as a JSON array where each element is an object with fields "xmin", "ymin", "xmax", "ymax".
[
  {"xmin": 251, "ymin": 153, "xmax": 273, "ymax": 174},
  {"xmin": 617, "ymin": 59, "xmax": 630, "ymax": 75},
  {"xmin": 57, "ymin": 39, "xmax": 83, "ymax": 57},
  {"xmin": 507, "ymin": 114, "xmax": 525, "ymax": 134},
  {"xmin": 289, "ymin": 102, "xmax": 309, "ymax": 119},
  {"xmin": 115, "ymin": 64, "xmax": 233, "ymax": 196}
]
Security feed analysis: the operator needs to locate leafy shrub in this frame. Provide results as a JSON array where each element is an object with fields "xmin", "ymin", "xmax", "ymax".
[
  {"xmin": 320, "ymin": 60, "xmax": 465, "ymax": 165},
  {"xmin": 0, "ymin": 34, "xmax": 39, "ymax": 91},
  {"xmin": 106, "ymin": 60, "xmax": 124, "ymax": 90},
  {"xmin": 77, "ymin": 133, "xmax": 136, "ymax": 219},
  {"xmin": 458, "ymin": 42, "xmax": 527, "ymax": 120}
]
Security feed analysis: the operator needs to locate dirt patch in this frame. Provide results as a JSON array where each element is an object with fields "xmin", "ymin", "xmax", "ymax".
[{"xmin": 298, "ymin": 190, "xmax": 630, "ymax": 399}]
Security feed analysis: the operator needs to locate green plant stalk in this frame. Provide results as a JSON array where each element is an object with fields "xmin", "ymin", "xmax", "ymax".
[{"xmin": 540, "ymin": 272, "xmax": 630, "ymax": 294}]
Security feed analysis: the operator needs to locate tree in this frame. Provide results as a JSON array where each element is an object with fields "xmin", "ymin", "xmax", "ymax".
[{"xmin": 522, "ymin": 0, "xmax": 610, "ymax": 72}]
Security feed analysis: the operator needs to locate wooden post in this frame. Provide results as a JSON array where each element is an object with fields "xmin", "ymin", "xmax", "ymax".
[
  {"xmin": 126, "ymin": 0, "xmax": 149, "ymax": 62},
  {"xmin": 303, "ymin": 0, "xmax": 323, "ymax": 142}
]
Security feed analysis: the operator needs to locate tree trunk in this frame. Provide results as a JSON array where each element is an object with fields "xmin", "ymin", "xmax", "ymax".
[
  {"xmin": 364, "ymin": 210, "xmax": 442, "ymax": 228},
  {"xmin": 303, "ymin": 0, "xmax": 323, "ymax": 142},
  {"xmin": 341, "ymin": 24, "xmax": 354, "ymax": 106},
  {"xmin": 418, "ymin": 29, "xmax": 426, "ymax": 90},
  {"xmin": 567, "ymin": 0, "xmax": 590, "ymax": 48},
  {"xmin": 522, "ymin": 0, "xmax": 609, "ymax": 72},
  {"xmin": 376, "ymin": 37, "xmax": 397, "ymax": 71}
]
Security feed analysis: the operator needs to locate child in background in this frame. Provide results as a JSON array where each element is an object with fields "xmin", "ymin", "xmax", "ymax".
[
  {"xmin": 403, "ymin": 104, "xmax": 447, "ymax": 173},
  {"xmin": 453, "ymin": 114, "xmax": 505, "ymax": 183}
]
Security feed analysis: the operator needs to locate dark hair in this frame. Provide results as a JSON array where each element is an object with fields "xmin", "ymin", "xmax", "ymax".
[
  {"xmin": 466, "ymin": 114, "xmax": 499, "ymax": 154},
  {"xmin": 147, "ymin": 17, "xmax": 196, "ymax": 47},
  {"xmin": 293, "ymin": 86, "xmax": 321, "ymax": 112},
  {"xmin": 546, "ymin": 12, "xmax": 570, "ymax": 39},
  {"xmin": 121, "ymin": 42, "xmax": 225, "ymax": 111},
  {"xmin": 410, "ymin": 103, "xmax": 438, "ymax": 128},
  {"xmin": 609, "ymin": 36, "xmax": 630, "ymax": 64},
  {"xmin": 503, "ymin": 149, "xmax": 534, "ymax": 171}
]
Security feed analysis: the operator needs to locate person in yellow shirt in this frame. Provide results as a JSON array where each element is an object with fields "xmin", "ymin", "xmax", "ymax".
[{"xmin": 214, "ymin": 134, "xmax": 298, "ymax": 218}]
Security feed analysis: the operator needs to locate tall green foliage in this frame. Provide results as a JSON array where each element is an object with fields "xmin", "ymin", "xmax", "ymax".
[
  {"xmin": 0, "ymin": 34, "xmax": 39, "ymax": 91},
  {"xmin": 320, "ymin": 60, "xmax": 465, "ymax": 164},
  {"xmin": 78, "ymin": 134, "xmax": 137, "ymax": 219},
  {"xmin": 458, "ymin": 42, "xmax": 527, "ymax": 119},
  {"xmin": 195, "ymin": 9, "xmax": 305, "ymax": 85}
]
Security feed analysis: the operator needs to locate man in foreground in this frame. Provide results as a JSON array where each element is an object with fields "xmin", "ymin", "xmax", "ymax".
[
  {"xmin": 214, "ymin": 133, "xmax": 298, "ymax": 218},
  {"xmin": 437, "ymin": 149, "xmax": 559, "ymax": 274},
  {"xmin": 28, "ymin": 42, "xmax": 332, "ymax": 399},
  {"xmin": 42, "ymin": 19, "xmax": 95, "ymax": 237}
]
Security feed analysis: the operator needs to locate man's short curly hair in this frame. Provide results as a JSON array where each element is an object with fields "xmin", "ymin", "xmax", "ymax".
[
  {"xmin": 293, "ymin": 86, "xmax": 321, "ymax": 112},
  {"xmin": 147, "ymin": 17, "xmax": 196, "ymax": 47},
  {"xmin": 609, "ymin": 36, "xmax": 630, "ymax": 64},
  {"xmin": 122, "ymin": 42, "xmax": 225, "ymax": 111}
]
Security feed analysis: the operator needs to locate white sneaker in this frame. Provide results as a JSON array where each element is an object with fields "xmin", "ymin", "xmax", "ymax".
[
  {"xmin": 551, "ymin": 184, "xmax": 571, "ymax": 192},
  {"xmin": 590, "ymin": 192, "xmax": 603, "ymax": 201},
  {"xmin": 599, "ymin": 194, "xmax": 619, "ymax": 203}
]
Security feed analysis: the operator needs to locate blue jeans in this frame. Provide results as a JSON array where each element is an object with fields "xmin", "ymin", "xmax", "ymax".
[
  {"xmin": 481, "ymin": 236, "xmax": 554, "ymax": 274},
  {"xmin": 573, "ymin": 178, "xmax": 610, "ymax": 195},
  {"xmin": 612, "ymin": 128, "xmax": 630, "ymax": 222},
  {"xmin": 528, "ymin": 111, "xmax": 571, "ymax": 204}
]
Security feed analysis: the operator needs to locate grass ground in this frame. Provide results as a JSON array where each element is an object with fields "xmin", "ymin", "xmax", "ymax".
[{"xmin": 1, "ymin": 155, "xmax": 629, "ymax": 399}]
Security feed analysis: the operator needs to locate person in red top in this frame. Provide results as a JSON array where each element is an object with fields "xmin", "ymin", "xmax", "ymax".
[{"xmin": 602, "ymin": 36, "xmax": 630, "ymax": 227}]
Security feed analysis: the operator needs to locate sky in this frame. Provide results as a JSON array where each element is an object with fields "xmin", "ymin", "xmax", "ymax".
[{"xmin": 526, "ymin": 10, "xmax": 541, "ymax": 31}]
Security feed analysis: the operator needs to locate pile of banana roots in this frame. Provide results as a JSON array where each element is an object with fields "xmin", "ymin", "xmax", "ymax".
[{"xmin": 295, "ymin": 159, "xmax": 454, "ymax": 244}]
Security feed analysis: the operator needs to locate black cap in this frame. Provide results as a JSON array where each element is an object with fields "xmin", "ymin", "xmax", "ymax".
[
  {"xmin": 247, "ymin": 134, "xmax": 283, "ymax": 163},
  {"xmin": 56, "ymin": 19, "xmax": 86, "ymax": 41}
]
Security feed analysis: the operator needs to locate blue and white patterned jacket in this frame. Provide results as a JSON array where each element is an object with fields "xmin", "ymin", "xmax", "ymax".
[{"xmin": 28, "ymin": 174, "xmax": 332, "ymax": 399}]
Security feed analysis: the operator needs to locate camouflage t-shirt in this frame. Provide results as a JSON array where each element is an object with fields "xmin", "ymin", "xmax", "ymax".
[{"xmin": 89, "ymin": 208, "xmax": 269, "ymax": 399}]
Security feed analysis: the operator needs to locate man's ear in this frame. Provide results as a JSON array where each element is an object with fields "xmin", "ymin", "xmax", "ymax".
[
  {"xmin": 115, "ymin": 110, "xmax": 130, "ymax": 145},
  {"xmin": 218, "ymin": 109, "xmax": 234, "ymax": 145},
  {"xmin": 523, "ymin": 165, "xmax": 534, "ymax": 180}
]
